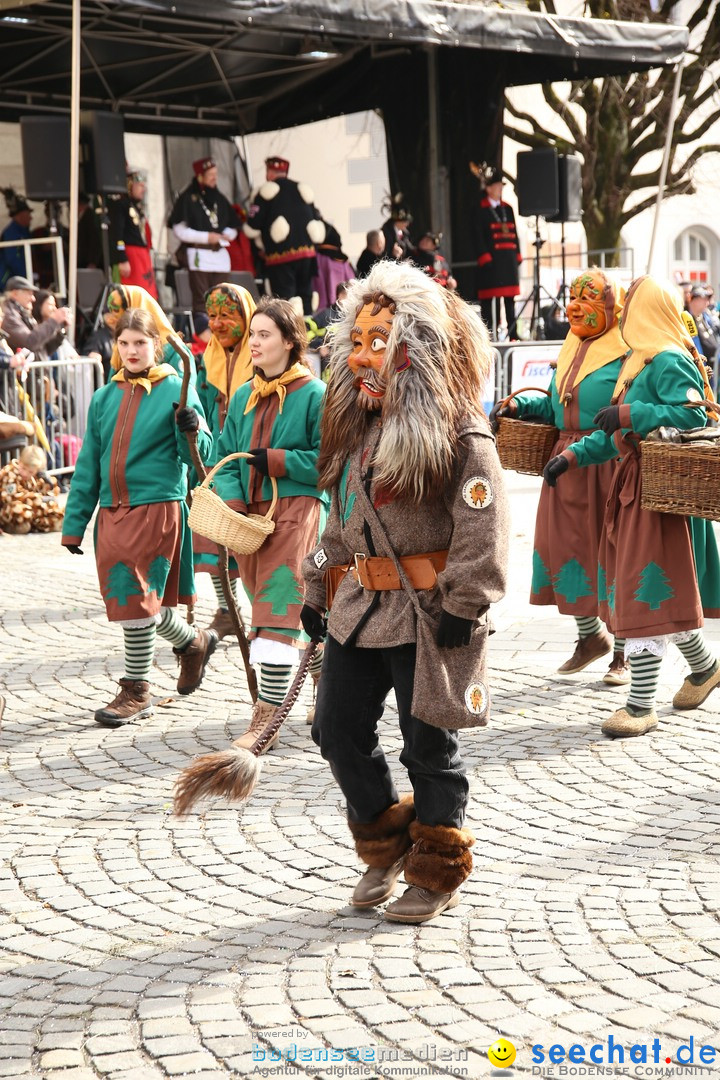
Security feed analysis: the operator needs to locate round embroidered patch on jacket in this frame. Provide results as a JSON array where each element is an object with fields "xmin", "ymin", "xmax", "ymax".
[
  {"xmin": 686, "ymin": 387, "xmax": 702, "ymax": 402},
  {"xmin": 462, "ymin": 476, "xmax": 493, "ymax": 509},
  {"xmin": 464, "ymin": 682, "xmax": 488, "ymax": 715}
]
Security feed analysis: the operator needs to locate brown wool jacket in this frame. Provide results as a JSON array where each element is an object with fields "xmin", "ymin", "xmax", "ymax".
[{"xmin": 302, "ymin": 416, "xmax": 509, "ymax": 649}]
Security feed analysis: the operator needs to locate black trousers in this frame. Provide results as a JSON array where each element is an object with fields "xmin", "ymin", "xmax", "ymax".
[
  {"xmin": 267, "ymin": 258, "xmax": 316, "ymax": 314},
  {"xmin": 480, "ymin": 295, "xmax": 517, "ymax": 339},
  {"xmin": 311, "ymin": 635, "xmax": 469, "ymax": 828}
]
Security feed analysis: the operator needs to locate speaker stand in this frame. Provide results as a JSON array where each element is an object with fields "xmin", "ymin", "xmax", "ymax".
[
  {"xmin": 93, "ymin": 196, "xmax": 116, "ymax": 330},
  {"xmin": 512, "ymin": 219, "xmax": 558, "ymax": 340}
]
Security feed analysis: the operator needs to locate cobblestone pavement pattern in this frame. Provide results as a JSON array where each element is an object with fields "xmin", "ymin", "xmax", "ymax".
[{"xmin": 1, "ymin": 472, "xmax": 720, "ymax": 1080}]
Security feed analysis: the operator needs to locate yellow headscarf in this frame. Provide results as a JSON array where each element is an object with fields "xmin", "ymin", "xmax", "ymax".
[
  {"xmin": 111, "ymin": 363, "xmax": 177, "ymax": 395},
  {"xmin": 201, "ymin": 283, "xmax": 257, "ymax": 403},
  {"xmin": 555, "ymin": 270, "xmax": 627, "ymax": 403},
  {"xmin": 243, "ymin": 362, "xmax": 309, "ymax": 415},
  {"xmin": 109, "ymin": 285, "xmax": 175, "ymax": 371},
  {"xmin": 613, "ymin": 276, "xmax": 717, "ymax": 415}
]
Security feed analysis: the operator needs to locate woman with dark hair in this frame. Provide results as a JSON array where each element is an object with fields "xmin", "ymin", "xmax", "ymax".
[
  {"xmin": 209, "ymin": 297, "xmax": 328, "ymax": 745},
  {"xmin": 61, "ymin": 308, "xmax": 216, "ymax": 727}
]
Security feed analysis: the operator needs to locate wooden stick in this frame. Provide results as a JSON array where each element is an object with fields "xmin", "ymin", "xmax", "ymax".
[{"xmin": 168, "ymin": 330, "xmax": 258, "ymax": 702}]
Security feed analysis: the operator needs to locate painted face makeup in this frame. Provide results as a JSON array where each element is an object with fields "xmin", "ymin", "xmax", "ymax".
[
  {"xmin": 347, "ymin": 303, "xmax": 394, "ymax": 411},
  {"xmin": 566, "ymin": 272, "xmax": 608, "ymax": 339},
  {"xmin": 206, "ymin": 290, "xmax": 246, "ymax": 349}
]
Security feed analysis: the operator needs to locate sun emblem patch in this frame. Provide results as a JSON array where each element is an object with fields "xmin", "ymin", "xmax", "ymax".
[
  {"xmin": 686, "ymin": 387, "xmax": 703, "ymax": 402},
  {"xmin": 313, "ymin": 548, "xmax": 328, "ymax": 569},
  {"xmin": 464, "ymin": 682, "xmax": 488, "ymax": 716},
  {"xmin": 462, "ymin": 476, "xmax": 493, "ymax": 509}
]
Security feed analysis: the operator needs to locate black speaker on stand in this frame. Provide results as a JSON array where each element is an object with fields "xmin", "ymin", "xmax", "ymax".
[
  {"xmin": 79, "ymin": 111, "xmax": 127, "ymax": 322},
  {"xmin": 20, "ymin": 116, "xmax": 71, "ymax": 199}
]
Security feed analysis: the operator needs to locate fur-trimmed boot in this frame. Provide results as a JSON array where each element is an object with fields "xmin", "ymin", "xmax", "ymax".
[
  {"xmin": 347, "ymin": 795, "xmax": 415, "ymax": 907},
  {"xmin": 385, "ymin": 821, "xmax": 475, "ymax": 924}
]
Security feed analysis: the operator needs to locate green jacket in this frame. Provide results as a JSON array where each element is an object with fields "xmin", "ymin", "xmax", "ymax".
[
  {"xmin": 62, "ymin": 370, "xmax": 211, "ymax": 544},
  {"xmin": 213, "ymin": 372, "xmax": 328, "ymax": 510}
]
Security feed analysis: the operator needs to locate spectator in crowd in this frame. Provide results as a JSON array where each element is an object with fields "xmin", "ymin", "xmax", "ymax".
[
  {"xmin": 470, "ymin": 163, "xmax": 522, "ymax": 339},
  {"xmin": 381, "ymin": 194, "xmax": 414, "ymax": 262},
  {"xmin": 0, "ymin": 197, "xmax": 34, "ymax": 290},
  {"xmin": 413, "ymin": 232, "xmax": 457, "ymax": 290},
  {"xmin": 108, "ymin": 167, "xmax": 158, "ymax": 298},
  {"xmin": 168, "ymin": 157, "xmax": 241, "ymax": 315},
  {"xmin": 356, "ymin": 229, "xmax": 387, "ymax": 277},
  {"xmin": 0, "ymin": 444, "xmax": 63, "ymax": 534},
  {"xmin": 307, "ymin": 281, "xmax": 349, "ymax": 379},
  {"xmin": 243, "ymin": 156, "xmax": 326, "ymax": 315},
  {"xmin": 81, "ymin": 314, "xmax": 114, "ymax": 382},
  {"xmin": 0, "ymin": 326, "xmax": 31, "ymax": 375},
  {"xmin": 227, "ymin": 204, "xmax": 257, "ymax": 276},
  {"xmin": 312, "ymin": 221, "xmax": 355, "ymax": 311},
  {"xmin": 1, "ymin": 276, "xmax": 72, "ymax": 362},
  {"xmin": 685, "ymin": 286, "xmax": 719, "ymax": 364}
]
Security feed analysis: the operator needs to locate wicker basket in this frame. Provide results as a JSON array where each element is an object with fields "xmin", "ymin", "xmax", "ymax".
[
  {"xmin": 495, "ymin": 387, "xmax": 559, "ymax": 476},
  {"xmin": 640, "ymin": 439, "xmax": 720, "ymax": 522},
  {"xmin": 188, "ymin": 451, "xmax": 278, "ymax": 554}
]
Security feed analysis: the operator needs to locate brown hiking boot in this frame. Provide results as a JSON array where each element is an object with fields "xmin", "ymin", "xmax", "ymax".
[
  {"xmin": 603, "ymin": 652, "xmax": 630, "ymax": 685},
  {"xmin": 94, "ymin": 678, "xmax": 153, "ymax": 728},
  {"xmin": 557, "ymin": 630, "xmax": 612, "ymax": 674},
  {"xmin": 174, "ymin": 628, "xmax": 218, "ymax": 695},
  {"xmin": 385, "ymin": 885, "xmax": 459, "ymax": 924},
  {"xmin": 207, "ymin": 608, "xmax": 236, "ymax": 641},
  {"xmin": 233, "ymin": 699, "xmax": 279, "ymax": 753},
  {"xmin": 351, "ymin": 856, "xmax": 406, "ymax": 908},
  {"xmin": 305, "ymin": 670, "xmax": 321, "ymax": 726}
]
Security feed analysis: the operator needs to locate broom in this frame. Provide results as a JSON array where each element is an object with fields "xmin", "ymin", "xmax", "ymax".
[{"xmin": 173, "ymin": 640, "xmax": 318, "ymax": 815}]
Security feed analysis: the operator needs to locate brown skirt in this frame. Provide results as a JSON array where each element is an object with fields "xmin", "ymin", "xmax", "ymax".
[
  {"xmin": 599, "ymin": 451, "xmax": 702, "ymax": 638},
  {"xmin": 531, "ymin": 430, "xmax": 617, "ymax": 616},
  {"xmin": 96, "ymin": 501, "xmax": 195, "ymax": 622}
]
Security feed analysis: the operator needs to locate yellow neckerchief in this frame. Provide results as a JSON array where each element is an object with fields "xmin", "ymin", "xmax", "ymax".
[
  {"xmin": 613, "ymin": 275, "xmax": 718, "ymax": 417},
  {"xmin": 109, "ymin": 286, "xmax": 175, "ymax": 371},
  {"xmin": 243, "ymin": 361, "xmax": 309, "ymax": 415},
  {"xmin": 111, "ymin": 363, "xmax": 176, "ymax": 395},
  {"xmin": 201, "ymin": 284, "xmax": 257, "ymax": 402},
  {"xmin": 555, "ymin": 276, "xmax": 627, "ymax": 402}
]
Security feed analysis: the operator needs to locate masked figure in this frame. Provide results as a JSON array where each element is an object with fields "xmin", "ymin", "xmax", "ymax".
[
  {"xmin": 301, "ymin": 261, "xmax": 509, "ymax": 924},
  {"xmin": 192, "ymin": 282, "xmax": 257, "ymax": 637},
  {"xmin": 491, "ymin": 268, "xmax": 630, "ymax": 684},
  {"xmin": 544, "ymin": 275, "xmax": 720, "ymax": 737}
]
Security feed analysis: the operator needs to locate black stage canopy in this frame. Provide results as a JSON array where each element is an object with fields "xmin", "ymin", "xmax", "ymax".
[{"xmin": 0, "ymin": 0, "xmax": 687, "ymax": 294}]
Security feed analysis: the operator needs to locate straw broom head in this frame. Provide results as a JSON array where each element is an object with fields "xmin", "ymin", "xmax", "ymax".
[{"xmin": 173, "ymin": 747, "xmax": 262, "ymax": 816}]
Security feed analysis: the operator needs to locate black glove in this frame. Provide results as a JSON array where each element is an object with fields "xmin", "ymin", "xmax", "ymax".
[
  {"xmin": 593, "ymin": 405, "xmax": 621, "ymax": 436},
  {"xmin": 64, "ymin": 543, "xmax": 83, "ymax": 555},
  {"xmin": 300, "ymin": 603, "xmax": 327, "ymax": 642},
  {"xmin": 436, "ymin": 609, "xmax": 474, "ymax": 649},
  {"xmin": 173, "ymin": 404, "xmax": 200, "ymax": 432},
  {"xmin": 543, "ymin": 455, "xmax": 569, "ymax": 487},
  {"xmin": 247, "ymin": 448, "xmax": 269, "ymax": 476},
  {"xmin": 488, "ymin": 399, "xmax": 517, "ymax": 434}
]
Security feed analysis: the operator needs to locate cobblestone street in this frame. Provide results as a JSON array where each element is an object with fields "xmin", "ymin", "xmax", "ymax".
[{"xmin": 1, "ymin": 471, "xmax": 719, "ymax": 1079}]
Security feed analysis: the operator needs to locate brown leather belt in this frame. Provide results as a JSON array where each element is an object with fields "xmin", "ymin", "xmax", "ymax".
[{"xmin": 325, "ymin": 550, "xmax": 448, "ymax": 607}]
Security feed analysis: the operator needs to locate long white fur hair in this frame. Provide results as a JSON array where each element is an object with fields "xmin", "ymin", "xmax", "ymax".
[{"xmin": 317, "ymin": 260, "xmax": 492, "ymax": 503}]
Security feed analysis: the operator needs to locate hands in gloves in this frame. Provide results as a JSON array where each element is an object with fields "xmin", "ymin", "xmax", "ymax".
[
  {"xmin": 436, "ymin": 609, "xmax": 474, "ymax": 648},
  {"xmin": 300, "ymin": 603, "xmax": 327, "ymax": 642},
  {"xmin": 488, "ymin": 398, "xmax": 518, "ymax": 433},
  {"xmin": 593, "ymin": 405, "xmax": 621, "ymax": 436},
  {"xmin": 543, "ymin": 455, "xmax": 569, "ymax": 487},
  {"xmin": 173, "ymin": 404, "xmax": 200, "ymax": 432},
  {"xmin": 246, "ymin": 448, "xmax": 269, "ymax": 476},
  {"xmin": 63, "ymin": 543, "xmax": 83, "ymax": 555}
]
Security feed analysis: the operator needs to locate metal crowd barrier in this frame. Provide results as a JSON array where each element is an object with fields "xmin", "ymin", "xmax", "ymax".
[
  {"xmin": 0, "ymin": 356, "xmax": 104, "ymax": 477},
  {"xmin": 488, "ymin": 340, "xmax": 564, "ymax": 405}
]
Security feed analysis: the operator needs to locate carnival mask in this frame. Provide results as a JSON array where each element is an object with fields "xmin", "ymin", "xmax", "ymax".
[
  {"xmin": 206, "ymin": 290, "xmax": 247, "ymax": 349},
  {"xmin": 347, "ymin": 302, "xmax": 395, "ymax": 411},
  {"xmin": 105, "ymin": 288, "xmax": 126, "ymax": 330},
  {"xmin": 566, "ymin": 271, "xmax": 608, "ymax": 339}
]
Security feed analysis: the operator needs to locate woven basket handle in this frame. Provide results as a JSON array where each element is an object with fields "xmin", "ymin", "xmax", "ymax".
[
  {"xmin": 498, "ymin": 386, "xmax": 551, "ymax": 408},
  {"xmin": 200, "ymin": 451, "xmax": 279, "ymax": 522}
]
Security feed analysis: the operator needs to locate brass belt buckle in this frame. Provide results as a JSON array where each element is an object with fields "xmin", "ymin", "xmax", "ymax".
[{"xmin": 353, "ymin": 552, "xmax": 367, "ymax": 588}]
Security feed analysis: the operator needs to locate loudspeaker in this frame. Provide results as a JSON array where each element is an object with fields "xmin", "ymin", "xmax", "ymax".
[
  {"xmin": 20, "ymin": 116, "xmax": 71, "ymax": 199},
  {"xmin": 80, "ymin": 111, "xmax": 126, "ymax": 195},
  {"xmin": 547, "ymin": 155, "xmax": 582, "ymax": 223},
  {"xmin": 516, "ymin": 148, "xmax": 559, "ymax": 219}
]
